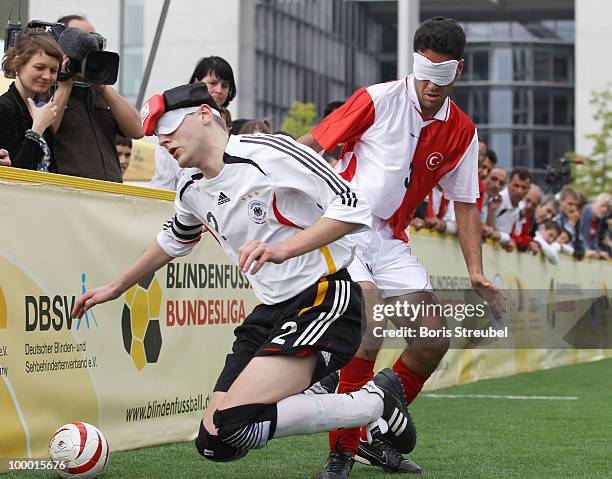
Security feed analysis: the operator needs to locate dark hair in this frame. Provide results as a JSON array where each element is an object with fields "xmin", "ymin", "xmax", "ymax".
[
  {"xmin": 510, "ymin": 167, "xmax": 532, "ymax": 183},
  {"xmin": 230, "ymin": 118, "xmax": 250, "ymax": 136},
  {"xmin": 542, "ymin": 220, "xmax": 562, "ymax": 236},
  {"xmin": 2, "ymin": 29, "xmax": 63, "ymax": 79},
  {"xmin": 189, "ymin": 56, "xmax": 236, "ymax": 107},
  {"xmin": 413, "ymin": 17, "xmax": 466, "ymax": 60},
  {"xmin": 116, "ymin": 135, "xmax": 132, "ymax": 148},
  {"xmin": 57, "ymin": 14, "xmax": 86, "ymax": 24},
  {"xmin": 239, "ymin": 119, "xmax": 271, "ymax": 134},
  {"xmin": 486, "ymin": 148, "xmax": 498, "ymax": 165},
  {"xmin": 323, "ymin": 101, "xmax": 345, "ymax": 118}
]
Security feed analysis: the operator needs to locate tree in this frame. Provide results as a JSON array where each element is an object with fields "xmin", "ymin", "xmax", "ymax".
[
  {"xmin": 572, "ymin": 86, "xmax": 612, "ymax": 198},
  {"xmin": 280, "ymin": 101, "xmax": 317, "ymax": 139}
]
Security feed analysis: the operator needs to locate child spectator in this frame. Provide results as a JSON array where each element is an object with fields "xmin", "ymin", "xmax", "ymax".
[
  {"xmin": 553, "ymin": 229, "xmax": 575, "ymax": 257},
  {"xmin": 534, "ymin": 220, "xmax": 563, "ymax": 264},
  {"xmin": 116, "ymin": 136, "xmax": 132, "ymax": 177}
]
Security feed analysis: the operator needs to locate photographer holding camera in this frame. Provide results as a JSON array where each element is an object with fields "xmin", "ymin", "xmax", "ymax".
[
  {"xmin": 53, "ymin": 15, "xmax": 143, "ymax": 182},
  {"xmin": 0, "ymin": 29, "xmax": 71, "ymax": 172}
]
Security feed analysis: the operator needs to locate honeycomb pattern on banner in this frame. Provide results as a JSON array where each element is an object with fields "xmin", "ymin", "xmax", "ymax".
[{"xmin": 121, "ymin": 273, "xmax": 162, "ymax": 370}]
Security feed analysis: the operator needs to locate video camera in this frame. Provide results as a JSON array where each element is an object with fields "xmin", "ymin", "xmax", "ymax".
[
  {"xmin": 544, "ymin": 157, "xmax": 582, "ymax": 194},
  {"xmin": 4, "ymin": 20, "xmax": 119, "ymax": 85}
]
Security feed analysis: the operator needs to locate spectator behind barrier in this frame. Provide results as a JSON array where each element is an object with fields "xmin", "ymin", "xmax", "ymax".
[
  {"xmin": 535, "ymin": 194, "xmax": 559, "ymax": 225},
  {"xmin": 0, "ymin": 30, "xmax": 69, "ymax": 172},
  {"xmin": 581, "ymin": 192, "xmax": 611, "ymax": 260},
  {"xmin": 230, "ymin": 118, "xmax": 250, "ymax": 136},
  {"xmin": 554, "ymin": 186, "xmax": 586, "ymax": 260},
  {"xmin": 511, "ymin": 183, "xmax": 542, "ymax": 254},
  {"xmin": 481, "ymin": 166, "xmax": 507, "ymax": 223},
  {"xmin": 53, "ymin": 15, "xmax": 144, "ymax": 183},
  {"xmin": 239, "ymin": 119, "xmax": 271, "ymax": 134},
  {"xmin": 116, "ymin": 135, "xmax": 132, "ymax": 178},
  {"xmin": 488, "ymin": 167, "xmax": 532, "ymax": 251},
  {"xmin": 534, "ymin": 220, "xmax": 563, "ymax": 264},
  {"xmin": 150, "ymin": 55, "xmax": 237, "ymax": 191}
]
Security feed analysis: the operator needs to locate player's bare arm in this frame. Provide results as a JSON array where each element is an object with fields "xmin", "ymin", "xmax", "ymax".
[
  {"xmin": 71, "ymin": 241, "xmax": 173, "ymax": 319},
  {"xmin": 297, "ymin": 132, "xmax": 323, "ymax": 153},
  {"xmin": 239, "ymin": 217, "xmax": 362, "ymax": 274},
  {"xmin": 454, "ymin": 200, "xmax": 507, "ymax": 319}
]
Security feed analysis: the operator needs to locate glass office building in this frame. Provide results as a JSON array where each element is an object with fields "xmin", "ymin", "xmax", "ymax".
[
  {"xmin": 452, "ymin": 20, "xmax": 575, "ymax": 178},
  {"xmin": 253, "ymin": 0, "xmax": 383, "ymax": 125}
]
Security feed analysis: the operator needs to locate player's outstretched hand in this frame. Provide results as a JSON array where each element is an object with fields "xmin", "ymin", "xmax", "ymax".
[
  {"xmin": 71, "ymin": 284, "xmax": 120, "ymax": 319},
  {"xmin": 470, "ymin": 273, "xmax": 507, "ymax": 321},
  {"xmin": 238, "ymin": 240, "xmax": 291, "ymax": 274}
]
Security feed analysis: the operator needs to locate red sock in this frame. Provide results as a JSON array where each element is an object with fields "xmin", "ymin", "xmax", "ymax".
[
  {"xmin": 392, "ymin": 357, "xmax": 429, "ymax": 405},
  {"xmin": 328, "ymin": 357, "xmax": 375, "ymax": 454}
]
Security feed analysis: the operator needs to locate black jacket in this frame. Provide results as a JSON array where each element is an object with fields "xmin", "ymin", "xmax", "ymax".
[{"xmin": 0, "ymin": 82, "xmax": 56, "ymax": 171}]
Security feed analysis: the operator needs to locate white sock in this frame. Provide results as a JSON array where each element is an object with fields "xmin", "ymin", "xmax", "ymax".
[{"xmin": 274, "ymin": 386, "xmax": 383, "ymax": 438}]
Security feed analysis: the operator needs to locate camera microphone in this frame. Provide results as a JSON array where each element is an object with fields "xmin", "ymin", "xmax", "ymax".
[{"xmin": 58, "ymin": 27, "xmax": 98, "ymax": 60}]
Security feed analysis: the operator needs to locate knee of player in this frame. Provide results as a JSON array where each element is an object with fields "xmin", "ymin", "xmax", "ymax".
[
  {"xmin": 413, "ymin": 338, "xmax": 450, "ymax": 363},
  {"xmin": 195, "ymin": 420, "xmax": 248, "ymax": 462},
  {"xmin": 213, "ymin": 403, "xmax": 278, "ymax": 451}
]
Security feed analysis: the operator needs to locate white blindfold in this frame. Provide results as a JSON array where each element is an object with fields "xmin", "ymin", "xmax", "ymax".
[{"xmin": 413, "ymin": 52, "xmax": 459, "ymax": 86}]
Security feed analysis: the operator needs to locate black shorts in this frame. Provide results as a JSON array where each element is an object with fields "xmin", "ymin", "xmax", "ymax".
[{"xmin": 214, "ymin": 269, "xmax": 364, "ymax": 392}]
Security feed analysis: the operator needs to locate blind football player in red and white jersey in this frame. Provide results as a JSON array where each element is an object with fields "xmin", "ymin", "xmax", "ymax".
[{"xmin": 300, "ymin": 17, "xmax": 507, "ymax": 478}]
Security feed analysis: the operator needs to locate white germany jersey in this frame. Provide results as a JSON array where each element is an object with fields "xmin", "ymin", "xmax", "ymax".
[{"xmin": 157, "ymin": 134, "xmax": 372, "ymax": 305}]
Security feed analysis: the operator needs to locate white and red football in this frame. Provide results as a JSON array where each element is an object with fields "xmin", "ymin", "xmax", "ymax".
[{"xmin": 48, "ymin": 422, "xmax": 109, "ymax": 478}]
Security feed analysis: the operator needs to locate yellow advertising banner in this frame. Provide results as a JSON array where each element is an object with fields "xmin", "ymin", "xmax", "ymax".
[
  {"xmin": 0, "ymin": 170, "xmax": 610, "ymax": 464},
  {"xmin": 0, "ymin": 172, "xmax": 258, "ymax": 463}
]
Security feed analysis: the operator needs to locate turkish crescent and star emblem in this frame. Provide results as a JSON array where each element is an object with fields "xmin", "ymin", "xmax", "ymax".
[{"xmin": 426, "ymin": 152, "xmax": 443, "ymax": 171}]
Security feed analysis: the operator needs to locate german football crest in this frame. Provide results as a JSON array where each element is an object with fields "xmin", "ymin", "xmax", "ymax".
[{"xmin": 248, "ymin": 200, "xmax": 268, "ymax": 224}]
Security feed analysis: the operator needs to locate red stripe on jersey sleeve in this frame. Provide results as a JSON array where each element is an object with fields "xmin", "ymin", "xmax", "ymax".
[
  {"xmin": 272, "ymin": 194, "xmax": 304, "ymax": 229},
  {"xmin": 312, "ymin": 87, "xmax": 376, "ymax": 153},
  {"xmin": 339, "ymin": 152, "xmax": 358, "ymax": 182}
]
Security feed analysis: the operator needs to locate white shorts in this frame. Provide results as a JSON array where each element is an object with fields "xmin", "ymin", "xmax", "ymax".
[{"xmin": 348, "ymin": 217, "xmax": 432, "ymax": 298}]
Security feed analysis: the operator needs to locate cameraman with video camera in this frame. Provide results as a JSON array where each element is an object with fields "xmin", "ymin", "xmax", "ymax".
[{"xmin": 53, "ymin": 15, "xmax": 143, "ymax": 182}]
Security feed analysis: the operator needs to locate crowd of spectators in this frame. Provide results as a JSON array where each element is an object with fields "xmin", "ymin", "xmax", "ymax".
[
  {"xmin": 411, "ymin": 139, "xmax": 611, "ymax": 263},
  {"xmin": 0, "ymin": 19, "xmax": 609, "ymax": 265}
]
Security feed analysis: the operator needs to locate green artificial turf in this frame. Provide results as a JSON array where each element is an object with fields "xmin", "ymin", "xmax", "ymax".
[{"xmin": 5, "ymin": 357, "xmax": 612, "ymax": 478}]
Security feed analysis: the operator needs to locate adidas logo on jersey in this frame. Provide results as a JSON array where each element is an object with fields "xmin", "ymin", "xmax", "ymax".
[{"xmin": 218, "ymin": 192, "xmax": 230, "ymax": 205}]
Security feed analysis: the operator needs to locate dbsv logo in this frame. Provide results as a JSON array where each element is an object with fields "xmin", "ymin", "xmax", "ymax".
[
  {"xmin": 25, "ymin": 273, "xmax": 97, "ymax": 332},
  {"xmin": 121, "ymin": 272, "xmax": 163, "ymax": 370}
]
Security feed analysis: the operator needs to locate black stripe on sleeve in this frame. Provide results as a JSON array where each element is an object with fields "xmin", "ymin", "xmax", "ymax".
[
  {"xmin": 239, "ymin": 136, "xmax": 348, "ymax": 196},
  {"xmin": 178, "ymin": 172, "xmax": 204, "ymax": 202},
  {"xmin": 174, "ymin": 214, "xmax": 202, "ymax": 232},
  {"xmin": 223, "ymin": 153, "xmax": 267, "ymax": 176},
  {"xmin": 171, "ymin": 223, "xmax": 202, "ymax": 241}
]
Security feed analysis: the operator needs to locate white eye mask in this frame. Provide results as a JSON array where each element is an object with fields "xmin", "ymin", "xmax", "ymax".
[{"xmin": 413, "ymin": 52, "xmax": 459, "ymax": 86}]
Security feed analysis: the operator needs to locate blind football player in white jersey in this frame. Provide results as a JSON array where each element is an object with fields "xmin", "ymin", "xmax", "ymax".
[
  {"xmin": 71, "ymin": 83, "xmax": 418, "ymax": 468},
  {"xmin": 300, "ymin": 17, "xmax": 507, "ymax": 477}
]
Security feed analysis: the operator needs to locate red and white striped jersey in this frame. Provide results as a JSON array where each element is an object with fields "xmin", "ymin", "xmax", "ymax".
[
  {"xmin": 312, "ymin": 75, "xmax": 479, "ymax": 241},
  {"xmin": 156, "ymin": 134, "xmax": 372, "ymax": 305}
]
